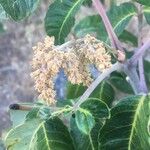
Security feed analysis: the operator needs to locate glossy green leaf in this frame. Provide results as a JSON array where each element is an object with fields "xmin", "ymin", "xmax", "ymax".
[
  {"xmin": 99, "ymin": 95, "xmax": 150, "ymax": 149},
  {"xmin": 0, "ymin": 0, "xmax": 40, "ymax": 21},
  {"xmin": 110, "ymin": 72, "xmax": 134, "ymax": 94},
  {"xmin": 65, "ymin": 81, "xmax": 115, "ymax": 107},
  {"xmin": 75, "ymin": 3, "xmax": 136, "ymax": 42},
  {"xmin": 45, "ymin": 0, "xmax": 84, "ymax": 44},
  {"xmin": 144, "ymin": 6, "xmax": 150, "ymax": 24},
  {"xmin": 90, "ymin": 81, "xmax": 115, "ymax": 107},
  {"xmin": 29, "ymin": 117, "xmax": 74, "ymax": 150},
  {"xmin": 66, "ymin": 82, "xmax": 87, "ymax": 99},
  {"xmin": 75, "ymin": 109, "xmax": 95, "ymax": 134},
  {"xmin": 134, "ymin": 0, "xmax": 150, "ymax": 6},
  {"xmin": 70, "ymin": 117, "xmax": 103, "ymax": 150},
  {"xmin": 5, "ymin": 117, "xmax": 74, "ymax": 150},
  {"xmin": 80, "ymin": 98, "xmax": 110, "ymax": 119},
  {"xmin": 75, "ymin": 98, "xmax": 110, "ymax": 134}
]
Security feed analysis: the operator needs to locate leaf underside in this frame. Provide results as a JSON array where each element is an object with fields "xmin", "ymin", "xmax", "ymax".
[{"xmin": 5, "ymin": 117, "xmax": 74, "ymax": 150}]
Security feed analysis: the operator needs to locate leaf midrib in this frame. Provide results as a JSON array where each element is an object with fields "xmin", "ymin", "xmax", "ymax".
[
  {"xmin": 113, "ymin": 12, "xmax": 136, "ymax": 32},
  {"xmin": 128, "ymin": 96, "xmax": 145, "ymax": 150},
  {"xmin": 106, "ymin": 12, "xmax": 136, "ymax": 42},
  {"xmin": 42, "ymin": 124, "xmax": 51, "ymax": 150},
  {"xmin": 58, "ymin": 0, "xmax": 82, "ymax": 42}
]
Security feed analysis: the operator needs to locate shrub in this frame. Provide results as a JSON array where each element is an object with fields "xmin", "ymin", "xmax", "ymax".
[{"xmin": 0, "ymin": 0, "xmax": 150, "ymax": 149}]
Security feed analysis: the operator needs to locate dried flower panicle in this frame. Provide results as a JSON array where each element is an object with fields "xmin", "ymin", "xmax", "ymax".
[
  {"xmin": 31, "ymin": 35, "xmax": 112, "ymax": 105},
  {"xmin": 75, "ymin": 35, "xmax": 112, "ymax": 72}
]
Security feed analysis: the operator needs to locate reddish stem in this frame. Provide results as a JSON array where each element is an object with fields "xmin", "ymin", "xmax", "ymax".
[{"xmin": 92, "ymin": 0, "xmax": 123, "ymax": 51}]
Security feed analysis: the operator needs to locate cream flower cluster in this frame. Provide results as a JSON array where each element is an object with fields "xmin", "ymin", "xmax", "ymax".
[{"xmin": 31, "ymin": 35, "xmax": 112, "ymax": 105}]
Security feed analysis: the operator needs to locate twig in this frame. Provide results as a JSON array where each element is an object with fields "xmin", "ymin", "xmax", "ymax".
[
  {"xmin": 129, "ymin": 39, "xmax": 150, "ymax": 65},
  {"xmin": 123, "ymin": 64, "xmax": 140, "ymax": 94},
  {"xmin": 72, "ymin": 62, "xmax": 122, "ymax": 111},
  {"xmin": 92, "ymin": 0, "xmax": 124, "ymax": 51},
  {"xmin": 138, "ymin": 57, "xmax": 148, "ymax": 93},
  {"xmin": 136, "ymin": 4, "xmax": 148, "ymax": 93}
]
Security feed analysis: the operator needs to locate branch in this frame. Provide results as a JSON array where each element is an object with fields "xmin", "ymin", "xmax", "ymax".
[
  {"xmin": 136, "ymin": 4, "xmax": 148, "ymax": 93},
  {"xmin": 123, "ymin": 64, "xmax": 140, "ymax": 94},
  {"xmin": 72, "ymin": 62, "xmax": 122, "ymax": 111},
  {"xmin": 129, "ymin": 39, "xmax": 150, "ymax": 66},
  {"xmin": 138, "ymin": 57, "xmax": 148, "ymax": 93},
  {"xmin": 92, "ymin": 0, "xmax": 124, "ymax": 51}
]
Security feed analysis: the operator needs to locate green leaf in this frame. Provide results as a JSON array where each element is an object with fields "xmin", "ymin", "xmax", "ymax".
[
  {"xmin": 5, "ymin": 117, "xmax": 74, "ymax": 150},
  {"xmin": 75, "ymin": 3, "xmax": 136, "ymax": 42},
  {"xmin": 99, "ymin": 95, "xmax": 150, "ymax": 149},
  {"xmin": 0, "ymin": 22, "xmax": 4, "ymax": 33},
  {"xmin": 65, "ymin": 81, "xmax": 115, "ymax": 107},
  {"xmin": 56, "ymin": 82, "xmax": 87, "ymax": 107},
  {"xmin": 144, "ymin": 6, "xmax": 150, "ymax": 24},
  {"xmin": 110, "ymin": 72, "xmax": 134, "ymax": 94},
  {"xmin": 5, "ymin": 119, "xmax": 42, "ymax": 150},
  {"xmin": 29, "ymin": 117, "xmax": 74, "ymax": 150},
  {"xmin": 119, "ymin": 30, "xmax": 138, "ymax": 46},
  {"xmin": 90, "ymin": 81, "xmax": 115, "ymax": 107},
  {"xmin": 97, "ymin": 2, "xmax": 136, "ymax": 42},
  {"xmin": 80, "ymin": 98, "xmax": 110, "ymax": 119},
  {"xmin": 0, "ymin": 0, "xmax": 40, "ymax": 21},
  {"xmin": 0, "ymin": 4, "xmax": 5, "ymax": 32},
  {"xmin": 70, "ymin": 117, "xmax": 103, "ymax": 150},
  {"xmin": 144, "ymin": 60, "xmax": 150, "ymax": 87},
  {"xmin": 66, "ymin": 82, "xmax": 87, "ymax": 99},
  {"xmin": 134, "ymin": 0, "xmax": 150, "ymax": 6},
  {"xmin": 0, "ymin": 139, "xmax": 5, "ymax": 150},
  {"xmin": 82, "ymin": 0, "xmax": 92, "ymax": 6},
  {"xmin": 0, "ymin": 4, "xmax": 7, "ymax": 21},
  {"xmin": 57, "ymin": 99, "xmax": 77, "ymax": 107},
  {"xmin": 75, "ymin": 98, "xmax": 110, "ymax": 134},
  {"xmin": 9, "ymin": 103, "xmax": 40, "ymax": 126},
  {"xmin": 10, "ymin": 110, "xmax": 29, "ymax": 127},
  {"xmin": 74, "ymin": 14, "xmax": 101, "ymax": 37},
  {"xmin": 45, "ymin": 0, "xmax": 84, "ymax": 45},
  {"xmin": 25, "ymin": 108, "xmax": 40, "ymax": 121},
  {"xmin": 75, "ymin": 109, "xmax": 95, "ymax": 134},
  {"xmin": 83, "ymin": 0, "xmax": 105, "ymax": 6}
]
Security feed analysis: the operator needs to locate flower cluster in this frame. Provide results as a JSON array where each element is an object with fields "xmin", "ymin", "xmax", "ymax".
[{"xmin": 31, "ymin": 35, "xmax": 112, "ymax": 105}]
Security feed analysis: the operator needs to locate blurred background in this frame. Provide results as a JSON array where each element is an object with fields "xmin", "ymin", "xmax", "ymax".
[{"xmin": 0, "ymin": 0, "xmax": 50, "ymax": 140}]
